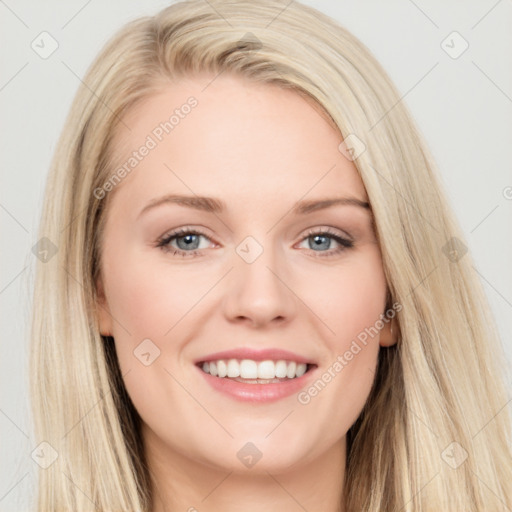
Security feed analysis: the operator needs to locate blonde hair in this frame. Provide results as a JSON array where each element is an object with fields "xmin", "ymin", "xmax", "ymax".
[{"xmin": 30, "ymin": 1, "xmax": 512, "ymax": 510}]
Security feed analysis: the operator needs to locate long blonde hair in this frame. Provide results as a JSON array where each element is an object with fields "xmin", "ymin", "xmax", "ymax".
[{"xmin": 29, "ymin": 1, "xmax": 512, "ymax": 510}]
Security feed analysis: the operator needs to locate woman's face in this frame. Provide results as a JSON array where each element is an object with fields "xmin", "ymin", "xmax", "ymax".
[{"xmin": 96, "ymin": 73, "xmax": 393, "ymax": 474}]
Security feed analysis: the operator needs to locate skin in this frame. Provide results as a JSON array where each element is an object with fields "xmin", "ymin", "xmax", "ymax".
[{"xmin": 96, "ymin": 73, "xmax": 397, "ymax": 512}]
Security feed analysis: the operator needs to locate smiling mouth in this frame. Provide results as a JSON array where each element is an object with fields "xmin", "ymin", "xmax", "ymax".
[{"xmin": 196, "ymin": 358, "xmax": 317, "ymax": 383}]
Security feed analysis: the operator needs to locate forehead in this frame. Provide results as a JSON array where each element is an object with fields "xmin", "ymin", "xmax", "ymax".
[{"xmin": 106, "ymin": 74, "xmax": 368, "ymax": 211}]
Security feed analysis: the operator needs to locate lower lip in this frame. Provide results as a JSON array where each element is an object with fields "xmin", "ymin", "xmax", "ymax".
[{"xmin": 195, "ymin": 364, "xmax": 317, "ymax": 403}]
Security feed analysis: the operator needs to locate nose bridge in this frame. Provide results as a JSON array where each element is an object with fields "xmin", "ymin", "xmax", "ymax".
[{"xmin": 223, "ymin": 234, "xmax": 296, "ymax": 326}]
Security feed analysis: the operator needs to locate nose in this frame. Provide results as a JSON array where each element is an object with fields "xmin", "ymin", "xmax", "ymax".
[{"xmin": 222, "ymin": 244, "xmax": 297, "ymax": 328}]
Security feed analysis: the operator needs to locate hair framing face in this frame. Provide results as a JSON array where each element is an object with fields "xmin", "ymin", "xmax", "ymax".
[{"xmin": 29, "ymin": 1, "xmax": 512, "ymax": 511}]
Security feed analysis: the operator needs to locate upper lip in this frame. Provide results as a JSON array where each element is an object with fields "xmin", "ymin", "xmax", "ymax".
[{"xmin": 195, "ymin": 348, "xmax": 316, "ymax": 365}]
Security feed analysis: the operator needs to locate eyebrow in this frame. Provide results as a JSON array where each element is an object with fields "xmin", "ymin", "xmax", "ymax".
[{"xmin": 138, "ymin": 194, "xmax": 371, "ymax": 218}]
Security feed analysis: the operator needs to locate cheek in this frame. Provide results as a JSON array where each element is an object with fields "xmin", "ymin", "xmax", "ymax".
[
  {"xmin": 103, "ymin": 253, "xmax": 204, "ymax": 420},
  {"xmin": 306, "ymin": 248, "xmax": 387, "ymax": 343},
  {"xmin": 104, "ymin": 243, "xmax": 387, "ymax": 355},
  {"xmin": 102, "ymin": 250, "xmax": 210, "ymax": 340},
  {"xmin": 293, "ymin": 251, "xmax": 387, "ymax": 438}
]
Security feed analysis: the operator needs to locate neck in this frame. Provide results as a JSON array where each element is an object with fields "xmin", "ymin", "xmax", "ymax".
[{"xmin": 144, "ymin": 425, "xmax": 347, "ymax": 512}]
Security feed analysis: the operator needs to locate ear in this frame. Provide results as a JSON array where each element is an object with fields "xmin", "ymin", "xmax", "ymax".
[
  {"xmin": 95, "ymin": 274, "xmax": 113, "ymax": 337},
  {"xmin": 379, "ymin": 318, "xmax": 398, "ymax": 347}
]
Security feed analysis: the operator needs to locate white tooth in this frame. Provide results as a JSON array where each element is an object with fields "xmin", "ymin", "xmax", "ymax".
[
  {"xmin": 217, "ymin": 360, "xmax": 227, "ymax": 378},
  {"xmin": 275, "ymin": 360, "xmax": 288, "ymax": 378},
  {"xmin": 258, "ymin": 360, "xmax": 275, "ymax": 379},
  {"xmin": 240, "ymin": 359, "xmax": 258, "ymax": 379},
  {"xmin": 204, "ymin": 358, "xmax": 309, "ymax": 380},
  {"xmin": 226, "ymin": 359, "xmax": 240, "ymax": 378},
  {"xmin": 295, "ymin": 363, "xmax": 307, "ymax": 377},
  {"xmin": 286, "ymin": 361, "xmax": 297, "ymax": 379}
]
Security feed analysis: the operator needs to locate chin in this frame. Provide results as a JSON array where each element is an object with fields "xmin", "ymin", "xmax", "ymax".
[{"xmin": 202, "ymin": 438, "xmax": 310, "ymax": 475}]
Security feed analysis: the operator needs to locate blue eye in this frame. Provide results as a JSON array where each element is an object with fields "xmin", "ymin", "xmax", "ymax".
[
  {"xmin": 156, "ymin": 228, "xmax": 212, "ymax": 257},
  {"xmin": 297, "ymin": 228, "xmax": 354, "ymax": 257},
  {"xmin": 156, "ymin": 226, "xmax": 354, "ymax": 258}
]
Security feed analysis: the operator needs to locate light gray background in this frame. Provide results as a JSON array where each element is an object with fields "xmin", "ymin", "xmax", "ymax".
[{"xmin": 1, "ymin": 1, "xmax": 511, "ymax": 510}]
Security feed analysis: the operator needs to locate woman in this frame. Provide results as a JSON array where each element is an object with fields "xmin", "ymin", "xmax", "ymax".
[{"xmin": 30, "ymin": 1, "xmax": 512, "ymax": 510}]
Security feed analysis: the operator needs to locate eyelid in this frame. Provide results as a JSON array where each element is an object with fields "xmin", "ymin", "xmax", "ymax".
[{"xmin": 300, "ymin": 225, "xmax": 354, "ymax": 243}]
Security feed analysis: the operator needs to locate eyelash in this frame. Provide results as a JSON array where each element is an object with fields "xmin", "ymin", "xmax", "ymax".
[{"xmin": 155, "ymin": 226, "xmax": 354, "ymax": 258}]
